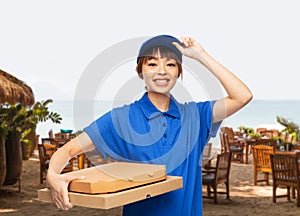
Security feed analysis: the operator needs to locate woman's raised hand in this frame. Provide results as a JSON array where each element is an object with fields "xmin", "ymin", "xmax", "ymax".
[{"xmin": 173, "ymin": 37, "xmax": 205, "ymax": 61}]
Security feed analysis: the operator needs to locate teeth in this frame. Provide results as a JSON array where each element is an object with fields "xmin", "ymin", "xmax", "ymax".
[{"xmin": 155, "ymin": 80, "xmax": 168, "ymax": 83}]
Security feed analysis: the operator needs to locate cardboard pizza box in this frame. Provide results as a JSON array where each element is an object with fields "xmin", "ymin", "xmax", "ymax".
[
  {"xmin": 65, "ymin": 162, "xmax": 167, "ymax": 194},
  {"xmin": 38, "ymin": 176, "xmax": 183, "ymax": 209}
]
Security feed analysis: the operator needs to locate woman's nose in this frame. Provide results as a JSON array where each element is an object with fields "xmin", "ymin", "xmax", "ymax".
[{"xmin": 157, "ymin": 65, "xmax": 167, "ymax": 75}]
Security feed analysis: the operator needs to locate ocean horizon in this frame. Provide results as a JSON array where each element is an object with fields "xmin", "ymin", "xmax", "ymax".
[
  {"xmin": 225, "ymin": 99, "xmax": 300, "ymax": 130},
  {"xmin": 37, "ymin": 99, "xmax": 300, "ymax": 147}
]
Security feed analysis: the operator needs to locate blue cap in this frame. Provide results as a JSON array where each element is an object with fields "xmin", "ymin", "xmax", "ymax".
[{"xmin": 137, "ymin": 35, "xmax": 182, "ymax": 63}]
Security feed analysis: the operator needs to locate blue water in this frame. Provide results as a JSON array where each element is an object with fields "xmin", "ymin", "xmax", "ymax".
[
  {"xmin": 224, "ymin": 100, "xmax": 300, "ymax": 129},
  {"xmin": 36, "ymin": 100, "xmax": 300, "ymax": 146}
]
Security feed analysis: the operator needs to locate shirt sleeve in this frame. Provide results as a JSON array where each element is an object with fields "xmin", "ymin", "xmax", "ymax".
[
  {"xmin": 196, "ymin": 100, "xmax": 222, "ymax": 144},
  {"xmin": 209, "ymin": 100, "xmax": 222, "ymax": 138},
  {"xmin": 83, "ymin": 111, "xmax": 113, "ymax": 160}
]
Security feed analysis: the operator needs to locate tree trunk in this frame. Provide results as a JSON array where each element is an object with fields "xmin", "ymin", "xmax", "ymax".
[
  {"xmin": 21, "ymin": 141, "xmax": 31, "ymax": 160},
  {"xmin": 28, "ymin": 130, "xmax": 37, "ymax": 155},
  {"xmin": 21, "ymin": 130, "xmax": 37, "ymax": 160},
  {"xmin": 0, "ymin": 138, "xmax": 6, "ymax": 187},
  {"xmin": 4, "ymin": 133, "xmax": 23, "ymax": 185}
]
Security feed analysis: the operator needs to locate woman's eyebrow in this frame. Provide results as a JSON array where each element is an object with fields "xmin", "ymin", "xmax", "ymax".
[
  {"xmin": 146, "ymin": 56, "xmax": 176, "ymax": 63},
  {"xmin": 148, "ymin": 56, "xmax": 159, "ymax": 60},
  {"xmin": 149, "ymin": 56, "xmax": 174, "ymax": 60}
]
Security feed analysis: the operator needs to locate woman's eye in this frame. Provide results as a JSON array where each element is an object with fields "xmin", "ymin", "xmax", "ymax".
[
  {"xmin": 148, "ymin": 63, "xmax": 157, "ymax": 67},
  {"xmin": 167, "ymin": 63, "xmax": 176, "ymax": 67}
]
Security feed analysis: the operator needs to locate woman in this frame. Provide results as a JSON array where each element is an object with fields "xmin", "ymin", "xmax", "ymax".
[{"xmin": 47, "ymin": 35, "xmax": 252, "ymax": 215}]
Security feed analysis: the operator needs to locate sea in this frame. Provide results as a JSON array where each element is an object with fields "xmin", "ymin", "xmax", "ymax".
[{"xmin": 36, "ymin": 100, "xmax": 300, "ymax": 149}]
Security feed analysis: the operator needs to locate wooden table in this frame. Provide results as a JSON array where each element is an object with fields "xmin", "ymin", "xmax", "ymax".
[
  {"xmin": 236, "ymin": 139, "xmax": 300, "ymax": 164},
  {"xmin": 238, "ymin": 138, "xmax": 277, "ymax": 164},
  {"xmin": 77, "ymin": 153, "xmax": 88, "ymax": 170},
  {"xmin": 275, "ymin": 150, "xmax": 300, "ymax": 158},
  {"xmin": 238, "ymin": 138, "xmax": 257, "ymax": 164}
]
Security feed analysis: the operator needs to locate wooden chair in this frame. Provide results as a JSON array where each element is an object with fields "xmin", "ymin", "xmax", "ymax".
[
  {"xmin": 259, "ymin": 130, "xmax": 274, "ymax": 138},
  {"xmin": 202, "ymin": 152, "xmax": 232, "ymax": 204},
  {"xmin": 256, "ymin": 127, "xmax": 267, "ymax": 134},
  {"xmin": 252, "ymin": 145, "xmax": 275, "ymax": 185},
  {"xmin": 38, "ymin": 144, "xmax": 51, "ymax": 184},
  {"xmin": 54, "ymin": 134, "xmax": 69, "ymax": 147},
  {"xmin": 42, "ymin": 138, "xmax": 58, "ymax": 149},
  {"xmin": 55, "ymin": 132, "xmax": 75, "ymax": 140},
  {"xmin": 43, "ymin": 143, "xmax": 57, "ymax": 158},
  {"xmin": 270, "ymin": 154, "xmax": 300, "ymax": 207},
  {"xmin": 38, "ymin": 138, "xmax": 73, "ymax": 184},
  {"xmin": 202, "ymin": 142, "xmax": 212, "ymax": 167},
  {"xmin": 48, "ymin": 129, "xmax": 54, "ymax": 139},
  {"xmin": 38, "ymin": 139, "xmax": 57, "ymax": 184},
  {"xmin": 220, "ymin": 132, "xmax": 244, "ymax": 163},
  {"xmin": 270, "ymin": 129, "xmax": 279, "ymax": 138},
  {"xmin": 279, "ymin": 132, "xmax": 294, "ymax": 143},
  {"xmin": 38, "ymin": 144, "xmax": 46, "ymax": 184},
  {"xmin": 221, "ymin": 127, "xmax": 237, "ymax": 142}
]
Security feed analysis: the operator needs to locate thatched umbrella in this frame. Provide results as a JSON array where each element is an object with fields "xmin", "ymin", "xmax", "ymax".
[
  {"xmin": 0, "ymin": 69, "xmax": 35, "ymax": 187},
  {"xmin": 0, "ymin": 69, "xmax": 34, "ymax": 106}
]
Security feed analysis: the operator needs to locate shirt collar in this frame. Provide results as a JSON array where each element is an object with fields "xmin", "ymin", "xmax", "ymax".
[{"xmin": 138, "ymin": 93, "xmax": 181, "ymax": 119}]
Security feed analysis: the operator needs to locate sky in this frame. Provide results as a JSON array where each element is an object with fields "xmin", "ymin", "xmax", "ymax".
[{"xmin": 1, "ymin": 0, "xmax": 300, "ymax": 103}]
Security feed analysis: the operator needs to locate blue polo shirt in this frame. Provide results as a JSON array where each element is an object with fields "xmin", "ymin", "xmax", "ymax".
[{"xmin": 84, "ymin": 93, "xmax": 221, "ymax": 216}]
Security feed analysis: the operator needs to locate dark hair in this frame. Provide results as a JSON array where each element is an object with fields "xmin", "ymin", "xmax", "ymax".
[{"xmin": 136, "ymin": 46, "xmax": 182, "ymax": 78}]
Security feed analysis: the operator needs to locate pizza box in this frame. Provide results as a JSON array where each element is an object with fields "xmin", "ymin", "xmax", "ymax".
[
  {"xmin": 65, "ymin": 162, "xmax": 167, "ymax": 194},
  {"xmin": 38, "ymin": 176, "xmax": 183, "ymax": 209}
]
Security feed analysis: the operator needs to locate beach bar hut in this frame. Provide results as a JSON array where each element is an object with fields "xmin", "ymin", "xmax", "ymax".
[
  {"xmin": 0, "ymin": 68, "xmax": 35, "ymax": 188},
  {"xmin": 0, "ymin": 69, "xmax": 34, "ymax": 106}
]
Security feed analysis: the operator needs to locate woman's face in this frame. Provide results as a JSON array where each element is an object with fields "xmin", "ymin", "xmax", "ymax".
[{"xmin": 141, "ymin": 51, "xmax": 179, "ymax": 95}]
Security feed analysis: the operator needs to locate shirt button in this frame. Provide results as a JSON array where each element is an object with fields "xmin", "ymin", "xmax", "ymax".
[{"xmin": 162, "ymin": 123, "xmax": 166, "ymax": 127}]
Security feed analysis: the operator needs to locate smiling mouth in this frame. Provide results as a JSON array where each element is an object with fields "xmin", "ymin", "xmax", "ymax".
[{"xmin": 154, "ymin": 79, "xmax": 169, "ymax": 83}]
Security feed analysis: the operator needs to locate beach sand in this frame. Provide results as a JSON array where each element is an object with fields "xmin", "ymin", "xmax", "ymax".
[{"xmin": 1, "ymin": 153, "xmax": 300, "ymax": 216}]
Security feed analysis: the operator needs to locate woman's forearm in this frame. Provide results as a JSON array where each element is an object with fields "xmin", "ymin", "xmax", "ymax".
[
  {"xmin": 48, "ymin": 146, "xmax": 73, "ymax": 174},
  {"xmin": 48, "ymin": 132, "xmax": 95, "ymax": 175}
]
